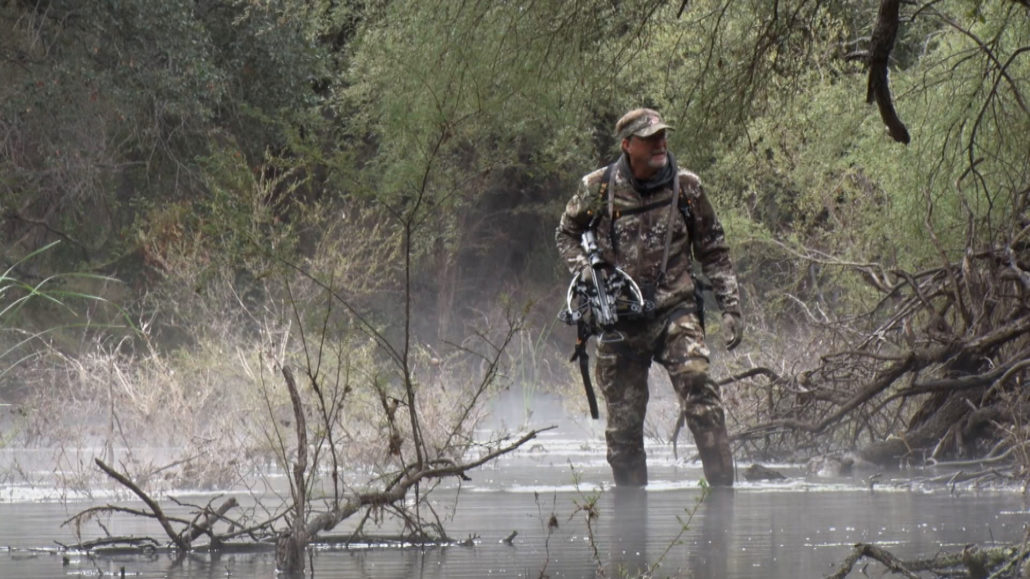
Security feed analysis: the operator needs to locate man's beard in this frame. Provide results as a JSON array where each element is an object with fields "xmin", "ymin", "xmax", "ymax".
[
  {"xmin": 647, "ymin": 152, "xmax": 668, "ymax": 170},
  {"xmin": 618, "ymin": 151, "xmax": 677, "ymax": 195}
]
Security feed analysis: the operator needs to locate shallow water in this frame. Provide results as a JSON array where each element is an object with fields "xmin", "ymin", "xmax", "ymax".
[{"xmin": 3, "ymin": 424, "xmax": 1029, "ymax": 578}]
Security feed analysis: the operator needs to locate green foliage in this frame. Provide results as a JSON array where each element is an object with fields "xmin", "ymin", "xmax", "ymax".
[
  {"xmin": 702, "ymin": 0, "xmax": 1029, "ymax": 322},
  {"xmin": 0, "ymin": 242, "xmax": 127, "ymax": 388},
  {"xmin": 133, "ymin": 146, "xmax": 288, "ymax": 287},
  {"xmin": 0, "ymin": 1, "xmax": 224, "ymax": 252},
  {"xmin": 3, "ymin": 0, "xmax": 1024, "ymax": 322},
  {"xmin": 0, "ymin": 0, "xmax": 337, "ymax": 273},
  {"xmin": 2, "ymin": 0, "xmax": 1028, "ymax": 474},
  {"xmin": 880, "ymin": 1, "xmax": 1029, "ymax": 247},
  {"xmin": 329, "ymin": 1, "xmax": 630, "ymax": 338}
]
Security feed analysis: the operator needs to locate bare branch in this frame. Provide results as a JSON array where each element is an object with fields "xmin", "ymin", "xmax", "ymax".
[
  {"xmin": 277, "ymin": 364, "xmax": 310, "ymax": 573},
  {"xmin": 303, "ymin": 427, "xmax": 553, "ymax": 538},
  {"xmin": 178, "ymin": 497, "xmax": 238, "ymax": 546},
  {"xmin": 867, "ymin": 0, "xmax": 910, "ymax": 143},
  {"xmin": 827, "ymin": 543, "xmax": 922, "ymax": 579},
  {"xmin": 716, "ymin": 366, "xmax": 782, "ymax": 387},
  {"xmin": 93, "ymin": 458, "xmax": 189, "ymax": 551}
]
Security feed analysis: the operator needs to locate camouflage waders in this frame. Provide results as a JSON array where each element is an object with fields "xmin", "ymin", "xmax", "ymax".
[{"xmin": 596, "ymin": 309, "xmax": 734, "ymax": 486}]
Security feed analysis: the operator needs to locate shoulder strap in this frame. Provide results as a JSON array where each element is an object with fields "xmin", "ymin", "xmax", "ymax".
[
  {"xmin": 596, "ymin": 163, "xmax": 695, "ymax": 269},
  {"xmin": 604, "ymin": 163, "xmax": 617, "ymax": 224},
  {"xmin": 677, "ymin": 182, "xmax": 697, "ymax": 242},
  {"xmin": 659, "ymin": 172, "xmax": 681, "ymax": 278},
  {"xmin": 588, "ymin": 163, "xmax": 616, "ymax": 231},
  {"xmin": 588, "ymin": 162, "xmax": 619, "ymax": 252}
]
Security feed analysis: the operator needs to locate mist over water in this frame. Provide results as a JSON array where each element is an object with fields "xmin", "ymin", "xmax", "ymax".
[{"xmin": 3, "ymin": 388, "xmax": 1030, "ymax": 578}]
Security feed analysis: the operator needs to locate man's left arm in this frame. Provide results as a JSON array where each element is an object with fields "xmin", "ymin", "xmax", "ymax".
[{"xmin": 690, "ymin": 184, "xmax": 744, "ymax": 349}]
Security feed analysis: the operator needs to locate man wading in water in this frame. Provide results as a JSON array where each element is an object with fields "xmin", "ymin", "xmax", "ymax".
[{"xmin": 555, "ymin": 108, "xmax": 744, "ymax": 486}]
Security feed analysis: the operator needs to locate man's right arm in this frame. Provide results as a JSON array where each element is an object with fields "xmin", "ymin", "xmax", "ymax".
[{"xmin": 555, "ymin": 176, "xmax": 597, "ymax": 275}]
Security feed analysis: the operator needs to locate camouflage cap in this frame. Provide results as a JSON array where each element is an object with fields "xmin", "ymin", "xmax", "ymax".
[{"xmin": 615, "ymin": 108, "xmax": 673, "ymax": 141}]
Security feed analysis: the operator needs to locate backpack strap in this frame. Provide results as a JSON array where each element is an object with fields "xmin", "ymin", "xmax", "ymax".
[
  {"xmin": 676, "ymin": 181, "xmax": 696, "ymax": 239},
  {"xmin": 659, "ymin": 172, "xmax": 681, "ymax": 279},
  {"xmin": 596, "ymin": 163, "xmax": 698, "ymax": 274},
  {"xmin": 587, "ymin": 162, "xmax": 616, "ymax": 230},
  {"xmin": 601, "ymin": 163, "xmax": 619, "ymax": 252},
  {"xmin": 604, "ymin": 163, "xmax": 617, "ymax": 224}
]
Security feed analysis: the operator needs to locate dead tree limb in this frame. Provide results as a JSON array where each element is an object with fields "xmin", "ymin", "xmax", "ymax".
[
  {"xmin": 740, "ymin": 309, "xmax": 1030, "ymax": 435},
  {"xmin": 827, "ymin": 542, "xmax": 920, "ymax": 579},
  {"xmin": 734, "ymin": 239, "xmax": 1030, "ymax": 464},
  {"xmin": 179, "ymin": 497, "xmax": 238, "ymax": 546},
  {"xmin": 739, "ymin": 351, "xmax": 918, "ymax": 437},
  {"xmin": 64, "ymin": 495, "xmax": 239, "ymax": 550},
  {"xmin": 302, "ymin": 427, "xmax": 550, "ymax": 538},
  {"xmin": 827, "ymin": 541, "xmax": 1022, "ymax": 579},
  {"xmin": 878, "ymin": 358, "xmax": 1030, "ymax": 401},
  {"xmin": 716, "ymin": 367, "xmax": 783, "ymax": 386},
  {"xmin": 94, "ymin": 458, "xmax": 189, "ymax": 551},
  {"xmin": 867, "ymin": 0, "xmax": 910, "ymax": 144},
  {"xmin": 277, "ymin": 364, "xmax": 309, "ymax": 575},
  {"xmin": 58, "ymin": 536, "xmax": 160, "ymax": 551}
]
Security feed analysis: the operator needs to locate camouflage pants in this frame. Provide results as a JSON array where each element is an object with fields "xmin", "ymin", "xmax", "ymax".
[{"xmin": 596, "ymin": 308, "xmax": 728, "ymax": 484}]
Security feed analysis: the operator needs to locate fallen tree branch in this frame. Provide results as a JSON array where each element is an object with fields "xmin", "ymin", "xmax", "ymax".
[
  {"xmin": 827, "ymin": 542, "xmax": 921, "ymax": 579},
  {"xmin": 57, "ymin": 536, "xmax": 160, "ymax": 552},
  {"xmin": 304, "ymin": 427, "xmax": 552, "ymax": 537},
  {"xmin": 876, "ymin": 358, "xmax": 1029, "ymax": 402},
  {"xmin": 738, "ymin": 351, "xmax": 918, "ymax": 437},
  {"xmin": 737, "ymin": 308, "xmax": 1030, "ymax": 445},
  {"xmin": 734, "ymin": 225, "xmax": 1029, "ymax": 468},
  {"xmin": 178, "ymin": 496, "xmax": 238, "ymax": 546},
  {"xmin": 93, "ymin": 458, "xmax": 189, "ymax": 551},
  {"xmin": 828, "ymin": 541, "xmax": 1023, "ymax": 579}
]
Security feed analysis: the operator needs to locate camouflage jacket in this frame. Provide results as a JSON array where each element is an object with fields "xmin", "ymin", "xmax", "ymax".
[{"xmin": 555, "ymin": 161, "xmax": 741, "ymax": 317}]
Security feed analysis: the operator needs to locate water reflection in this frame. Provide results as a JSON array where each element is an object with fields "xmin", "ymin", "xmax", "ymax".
[
  {"xmin": 607, "ymin": 486, "xmax": 648, "ymax": 577},
  {"xmin": 693, "ymin": 487, "xmax": 733, "ymax": 579},
  {"xmin": 4, "ymin": 430, "xmax": 1030, "ymax": 578}
]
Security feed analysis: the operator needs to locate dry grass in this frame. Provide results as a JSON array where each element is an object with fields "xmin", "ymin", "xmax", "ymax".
[{"xmin": 0, "ymin": 253, "xmax": 532, "ymax": 498}]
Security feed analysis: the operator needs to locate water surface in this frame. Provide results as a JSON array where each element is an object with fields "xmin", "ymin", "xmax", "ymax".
[{"xmin": 2, "ymin": 424, "xmax": 1028, "ymax": 578}]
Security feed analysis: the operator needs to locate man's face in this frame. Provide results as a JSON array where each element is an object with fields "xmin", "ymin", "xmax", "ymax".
[{"xmin": 622, "ymin": 130, "xmax": 668, "ymax": 179}]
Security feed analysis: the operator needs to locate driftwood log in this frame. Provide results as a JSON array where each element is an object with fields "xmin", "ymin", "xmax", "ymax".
[{"xmin": 827, "ymin": 541, "xmax": 1027, "ymax": 579}]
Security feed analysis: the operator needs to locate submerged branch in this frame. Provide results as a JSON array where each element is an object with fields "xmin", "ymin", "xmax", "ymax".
[
  {"xmin": 58, "ymin": 536, "xmax": 160, "ymax": 552},
  {"xmin": 827, "ymin": 541, "xmax": 1022, "ymax": 579},
  {"xmin": 304, "ymin": 427, "xmax": 552, "ymax": 537},
  {"xmin": 93, "ymin": 458, "xmax": 189, "ymax": 551},
  {"xmin": 827, "ymin": 542, "xmax": 920, "ymax": 579}
]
